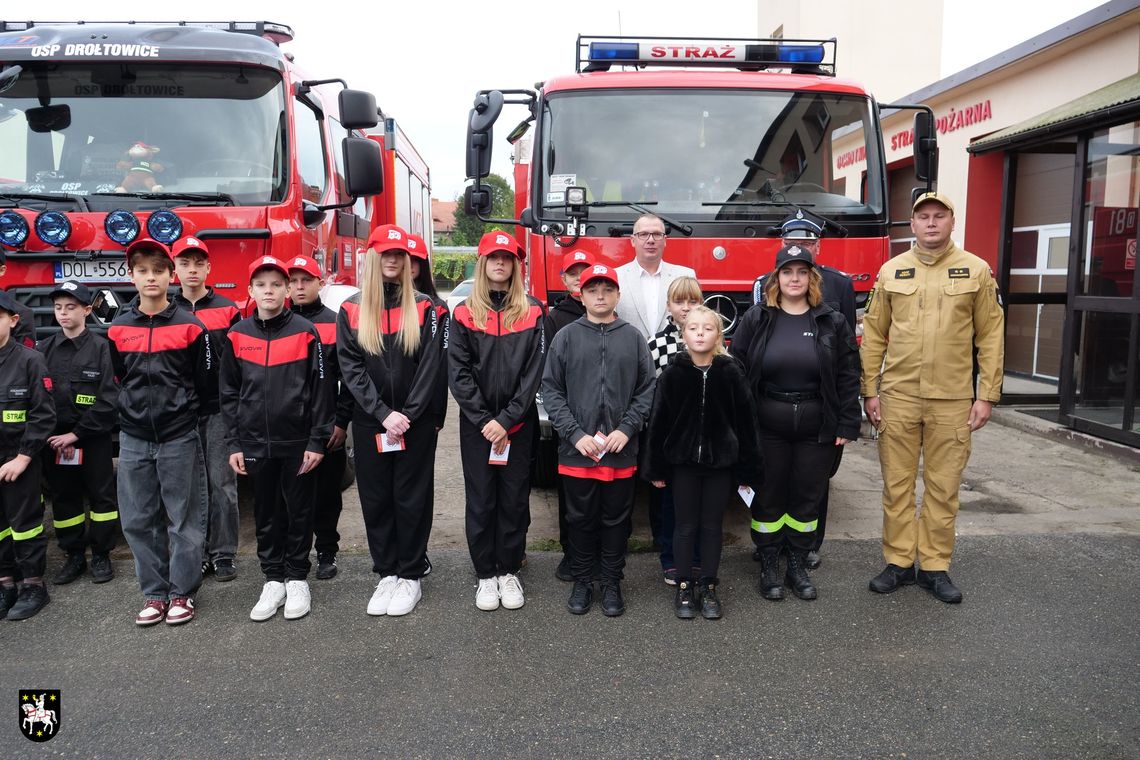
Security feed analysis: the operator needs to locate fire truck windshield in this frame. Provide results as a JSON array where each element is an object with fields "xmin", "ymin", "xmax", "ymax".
[
  {"xmin": 0, "ymin": 63, "xmax": 287, "ymax": 207},
  {"xmin": 539, "ymin": 88, "xmax": 883, "ymax": 226}
]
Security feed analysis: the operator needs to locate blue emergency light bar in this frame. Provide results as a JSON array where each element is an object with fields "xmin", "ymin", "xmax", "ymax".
[{"xmin": 578, "ymin": 35, "xmax": 836, "ymax": 75}]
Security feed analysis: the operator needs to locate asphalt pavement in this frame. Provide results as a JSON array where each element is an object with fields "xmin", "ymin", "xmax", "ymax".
[{"xmin": 4, "ymin": 533, "xmax": 1138, "ymax": 759}]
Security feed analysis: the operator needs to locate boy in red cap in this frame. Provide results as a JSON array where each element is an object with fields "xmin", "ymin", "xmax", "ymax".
[
  {"xmin": 222, "ymin": 256, "xmax": 332, "ymax": 622},
  {"xmin": 108, "ymin": 239, "xmax": 212, "ymax": 626},
  {"xmin": 38, "ymin": 281, "xmax": 120, "ymax": 585},
  {"xmin": 449, "ymin": 231, "xmax": 545, "ymax": 611},
  {"xmin": 287, "ymin": 254, "xmax": 354, "ymax": 580},
  {"xmin": 541, "ymin": 264, "xmax": 655, "ymax": 616},
  {"xmin": 0, "ymin": 289, "xmax": 55, "ymax": 620},
  {"xmin": 544, "ymin": 249, "xmax": 595, "ymax": 581},
  {"xmin": 172, "ymin": 236, "xmax": 242, "ymax": 582}
]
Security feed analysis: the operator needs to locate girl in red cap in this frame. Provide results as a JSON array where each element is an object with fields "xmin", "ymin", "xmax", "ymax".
[
  {"xmin": 448, "ymin": 231, "xmax": 545, "ymax": 611},
  {"xmin": 337, "ymin": 225, "xmax": 444, "ymax": 617}
]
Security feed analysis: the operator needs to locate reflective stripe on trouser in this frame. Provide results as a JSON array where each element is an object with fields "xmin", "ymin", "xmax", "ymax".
[
  {"xmin": 877, "ymin": 393, "xmax": 972, "ymax": 572},
  {"xmin": 751, "ymin": 514, "xmax": 819, "ymax": 534},
  {"xmin": 44, "ymin": 434, "xmax": 119, "ymax": 555},
  {"xmin": 0, "ymin": 454, "xmax": 47, "ymax": 579}
]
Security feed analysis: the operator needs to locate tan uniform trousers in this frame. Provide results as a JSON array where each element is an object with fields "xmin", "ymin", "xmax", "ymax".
[{"xmin": 877, "ymin": 393, "xmax": 972, "ymax": 572}]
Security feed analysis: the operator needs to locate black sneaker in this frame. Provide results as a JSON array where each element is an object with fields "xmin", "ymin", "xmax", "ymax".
[
  {"xmin": 674, "ymin": 580, "xmax": 697, "ymax": 619},
  {"xmin": 600, "ymin": 582, "xmax": 625, "ymax": 617},
  {"xmin": 699, "ymin": 581, "xmax": 723, "ymax": 620},
  {"xmin": 555, "ymin": 555, "xmax": 573, "ymax": 582},
  {"xmin": 315, "ymin": 553, "xmax": 338, "ymax": 580},
  {"xmin": 0, "ymin": 584, "xmax": 17, "ymax": 617},
  {"xmin": 90, "ymin": 554, "xmax": 114, "ymax": 583},
  {"xmin": 567, "ymin": 581, "xmax": 593, "ymax": 615},
  {"xmin": 213, "ymin": 559, "xmax": 237, "ymax": 582},
  {"xmin": 201, "ymin": 560, "xmax": 213, "ymax": 577},
  {"xmin": 52, "ymin": 552, "xmax": 86, "ymax": 585},
  {"xmin": 6, "ymin": 583, "xmax": 50, "ymax": 620},
  {"xmin": 916, "ymin": 570, "xmax": 963, "ymax": 604},
  {"xmin": 869, "ymin": 564, "xmax": 916, "ymax": 594}
]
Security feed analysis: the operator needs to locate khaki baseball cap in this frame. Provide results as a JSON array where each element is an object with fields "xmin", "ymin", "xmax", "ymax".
[{"xmin": 912, "ymin": 191, "xmax": 954, "ymax": 215}]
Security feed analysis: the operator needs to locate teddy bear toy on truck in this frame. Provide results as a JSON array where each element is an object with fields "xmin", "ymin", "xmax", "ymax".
[{"xmin": 116, "ymin": 142, "xmax": 164, "ymax": 193}]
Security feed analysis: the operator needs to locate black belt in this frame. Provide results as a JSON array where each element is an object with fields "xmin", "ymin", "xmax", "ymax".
[{"xmin": 762, "ymin": 387, "xmax": 821, "ymax": 403}]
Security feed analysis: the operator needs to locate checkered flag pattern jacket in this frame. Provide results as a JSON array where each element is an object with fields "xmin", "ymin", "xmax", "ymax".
[{"xmin": 647, "ymin": 321, "xmax": 685, "ymax": 377}]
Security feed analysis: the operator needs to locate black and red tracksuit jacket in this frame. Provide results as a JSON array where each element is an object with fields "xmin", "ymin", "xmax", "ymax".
[
  {"xmin": 292, "ymin": 298, "xmax": 354, "ymax": 431},
  {"xmin": 220, "ymin": 309, "xmax": 332, "ymax": 459},
  {"xmin": 174, "ymin": 288, "xmax": 240, "ymax": 416},
  {"xmin": 336, "ymin": 283, "xmax": 444, "ymax": 430},
  {"xmin": 107, "ymin": 300, "xmax": 212, "ymax": 443},
  {"xmin": 448, "ymin": 291, "xmax": 546, "ymax": 432},
  {"xmin": 0, "ymin": 341, "xmax": 55, "ymax": 458}
]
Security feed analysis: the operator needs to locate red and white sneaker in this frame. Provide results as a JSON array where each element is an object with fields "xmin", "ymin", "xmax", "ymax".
[
  {"xmin": 135, "ymin": 599, "xmax": 168, "ymax": 627},
  {"xmin": 165, "ymin": 597, "xmax": 195, "ymax": 625}
]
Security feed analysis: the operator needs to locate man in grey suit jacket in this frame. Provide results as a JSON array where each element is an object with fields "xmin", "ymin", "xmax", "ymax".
[{"xmin": 615, "ymin": 214, "xmax": 697, "ymax": 340}]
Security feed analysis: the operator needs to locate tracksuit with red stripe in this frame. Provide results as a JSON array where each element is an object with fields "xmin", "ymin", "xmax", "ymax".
[
  {"xmin": 448, "ymin": 291, "xmax": 545, "ymax": 579},
  {"xmin": 0, "ymin": 342, "xmax": 55, "ymax": 581},
  {"xmin": 291, "ymin": 298, "xmax": 355, "ymax": 557},
  {"xmin": 108, "ymin": 300, "xmax": 211, "ymax": 602},
  {"xmin": 337, "ymin": 284, "xmax": 444, "ymax": 580},
  {"xmin": 540, "ymin": 316, "xmax": 656, "ymax": 584},
  {"xmin": 175, "ymin": 288, "xmax": 242, "ymax": 566},
  {"xmin": 221, "ymin": 309, "xmax": 332, "ymax": 582}
]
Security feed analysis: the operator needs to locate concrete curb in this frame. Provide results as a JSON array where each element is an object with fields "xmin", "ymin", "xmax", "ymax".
[{"xmin": 991, "ymin": 406, "xmax": 1140, "ymax": 466}]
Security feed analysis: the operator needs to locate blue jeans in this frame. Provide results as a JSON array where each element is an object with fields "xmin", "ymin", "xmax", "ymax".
[
  {"xmin": 118, "ymin": 430, "xmax": 208, "ymax": 600},
  {"xmin": 200, "ymin": 413, "xmax": 239, "ymax": 562}
]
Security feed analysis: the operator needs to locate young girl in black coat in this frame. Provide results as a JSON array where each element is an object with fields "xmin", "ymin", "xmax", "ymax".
[{"xmin": 647, "ymin": 306, "xmax": 763, "ymax": 619}]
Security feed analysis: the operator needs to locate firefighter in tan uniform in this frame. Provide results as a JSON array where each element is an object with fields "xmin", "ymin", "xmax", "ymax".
[{"xmin": 861, "ymin": 192, "xmax": 1004, "ymax": 604}]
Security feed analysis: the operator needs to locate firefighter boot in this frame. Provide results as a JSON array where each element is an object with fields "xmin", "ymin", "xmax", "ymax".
[
  {"xmin": 785, "ymin": 550, "xmax": 818, "ymax": 600},
  {"xmin": 758, "ymin": 547, "xmax": 784, "ymax": 601}
]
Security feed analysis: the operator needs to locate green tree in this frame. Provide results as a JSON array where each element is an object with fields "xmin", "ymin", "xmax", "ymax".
[{"xmin": 452, "ymin": 173, "xmax": 515, "ymax": 245}]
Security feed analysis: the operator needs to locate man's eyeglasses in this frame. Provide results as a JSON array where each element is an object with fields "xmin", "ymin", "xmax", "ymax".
[{"xmin": 632, "ymin": 231, "xmax": 666, "ymax": 242}]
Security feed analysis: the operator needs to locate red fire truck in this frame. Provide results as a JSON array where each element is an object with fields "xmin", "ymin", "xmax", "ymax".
[
  {"xmin": 0, "ymin": 20, "xmax": 428, "ymax": 331},
  {"xmin": 464, "ymin": 35, "xmax": 938, "ymax": 482},
  {"xmin": 465, "ymin": 35, "xmax": 938, "ymax": 329}
]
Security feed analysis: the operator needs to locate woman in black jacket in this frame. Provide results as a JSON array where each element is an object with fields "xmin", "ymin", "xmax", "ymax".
[
  {"xmin": 647, "ymin": 305, "xmax": 762, "ymax": 619},
  {"xmin": 729, "ymin": 244, "xmax": 861, "ymax": 601}
]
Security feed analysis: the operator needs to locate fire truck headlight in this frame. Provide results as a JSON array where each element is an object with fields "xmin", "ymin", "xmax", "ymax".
[
  {"xmin": 34, "ymin": 210, "xmax": 71, "ymax": 247},
  {"xmin": 105, "ymin": 210, "xmax": 140, "ymax": 245},
  {"xmin": 0, "ymin": 211, "xmax": 29, "ymax": 248},
  {"xmin": 147, "ymin": 210, "xmax": 183, "ymax": 245}
]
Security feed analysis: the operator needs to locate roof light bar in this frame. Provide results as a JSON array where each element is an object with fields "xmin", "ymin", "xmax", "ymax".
[
  {"xmin": 578, "ymin": 35, "xmax": 836, "ymax": 75},
  {"xmin": 0, "ymin": 20, "xmax": 295, "ymax": 44}
]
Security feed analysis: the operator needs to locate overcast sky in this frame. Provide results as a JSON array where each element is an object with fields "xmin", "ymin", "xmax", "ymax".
[{"xmin": 34, "ymin": 1, "xmax": 1106, "ymax": 201}]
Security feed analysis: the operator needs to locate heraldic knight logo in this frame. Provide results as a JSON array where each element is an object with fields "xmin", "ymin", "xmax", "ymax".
[{"xmin": 19, "ymin": 689, "xmax": 60, "ymax": 742}]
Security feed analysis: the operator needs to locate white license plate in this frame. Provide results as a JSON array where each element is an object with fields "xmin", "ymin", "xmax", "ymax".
[{"xmin": 54, "ymin": 260, "xmax": 131, "ymax": 283}]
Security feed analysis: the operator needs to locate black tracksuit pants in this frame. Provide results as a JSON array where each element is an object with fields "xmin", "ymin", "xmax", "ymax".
[
  {"xmin": 45, "ymin": 434, "xmax": 119, "ymax": 555},
  {"xmin": 754, "ymin": 397, "xmax": 835, "ymax": 553},
  {"xmin": 672, "ymin": 465, "xmax": 732, "ymax": 581},
  {"xmin": 312, "ymin": 446, "xmax": 347, "ymax": 556},
  {"xmin": 355, "ymin": 423, "xmax": 434, "ymax": 579},
  {"xmin": 563, "ymin": 475, "xmax": 635, "ymax": 584},
  {"xmin": 460, "ymin": 416, "xmax": 533, "ymax": 578},
  {"xmin": 0, "ymin": 454, "xmax": 46, "ymax": 580},
  {"xmin": 250, "ymin": 455, "xmax": 316, "ymax": 582},
  {"xmin": 813, "ymin": 446, "xmax": 844, "ymax": 552}
]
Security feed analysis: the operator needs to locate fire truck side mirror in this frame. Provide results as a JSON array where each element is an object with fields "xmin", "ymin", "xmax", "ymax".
[
  {"xmin": 469, "ymin": 91, "xmax": 504, "ymax": 134},
  {"xmin": 466, "ymin": 130, "xmax": 492, "ymax": 180},
  {"xmin": 466, "ymin": 91, "xmax": 504, "ymax": 180},
  {"xmin": 913, "ymin": 111, "xmax": 938, "ymax": 184},
  {"xmin": 464, "ymin": 184, "xmax": 493, "ymax": 217},
  {"xmin": 342, "ymin": 137, "xmax": 383, "ymax": 197},
  {"xmin": 338, "ymin": 90, "xmax": 379, "ymax": 130}
]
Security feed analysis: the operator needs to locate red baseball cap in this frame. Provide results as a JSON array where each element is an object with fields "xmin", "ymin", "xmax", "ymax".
[
  {"xmin": 477, "ymin": 231, "xmax": 524, "ymax": 260},
  {"xmin": 406, "ymin": 233, "xmax": 430, "ymax": 261},
  {"xmin": 579, "ymin": 264, "xmax": 619, "ymax": 290},
  {"xmin": 171, "ymin": 236, "xmax": 210, "ymax": 258},
  {"xmin": 560, "ymin": 250, "xmax": 595, "ymax": 274},
  {"xmin": 366, "ymin": 224, "xmax": 410, "ymax": 254},
  {"xmin": 124, "ymin": 238, "xmax": 172, "ymax": 261},
  {"xmin": 248, "ymin": 255, "xmax": 289, "ymax": 281},
  {"xmin": 287, "ymin": 255, "xmax": 322, "ymax": 278}
]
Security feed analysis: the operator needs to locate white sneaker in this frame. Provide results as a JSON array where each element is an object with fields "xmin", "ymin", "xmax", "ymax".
[
  {"xmin": 250, "ymin": 581, "xmax": 286, "ymax": 622},
  {"xmin": 367, "ymin": 575, "xmax": 399, "ymax": 616},
  {"xmin": 386, "ymin": 578, "xmax": 422, "ymax": 617},
  {"xmin": 475, "ymin": 577, "xmax": 500, "ymax": 611},
  {"xmin": 283, "ymin": 580, "xmax": 311, "ymax": 620},
  {"xmin": 498, "ymin": 574, "xmax": 525, "ymax": 610}
]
